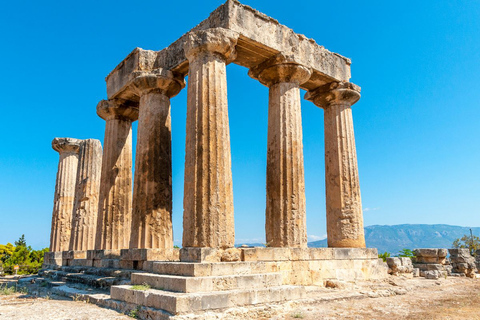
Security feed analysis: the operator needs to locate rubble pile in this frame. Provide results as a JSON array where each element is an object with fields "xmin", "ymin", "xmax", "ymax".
[
  {"xmin": 448, "ymin": 248, "xmax": 477, "ymax": 278},
  {"xmin": 386, "ymin": 257, "xmax": 414, "ymax": 276},
  {"xmin": 412, "ymin": 249, "xmax": 451, "ymax": 280}
]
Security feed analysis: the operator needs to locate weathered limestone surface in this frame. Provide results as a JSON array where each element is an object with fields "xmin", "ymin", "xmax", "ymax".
[
  {"xmin": 306, "ymin": 82, "xmax": 366, "ymax": 248},
  {"xmin": 412, "ymin": 248, "xmax": 451, "ymax": 279},
  {"xmin": 50, "ymin": 138, "xmax": 82, "ymax": 252},
  {"xmin": 449, "ymin": 248, "xmax": 477, "ymax": 278},
  {"xmin": 182, "ymin": 28, "xmax": 237, "ymax": 249},
  {"xmin": 95, "ymin": 99, "xmax": 138, "ymax": 250},
  {"xmin": 129, "ymin": 69, "xmax": 185, "ymax": 249},
  {"xmin": 105, "ymin": 1, "xmax": 351, "ymax": 101},
  {"xmin": 386, "ymin": 257, "xmax": 414, "ymax": 276},
  {"xmin": 249, "ymin": 55, "xmax": 311, "ymax": 248},
  {"xmin": 69, "ymin": 139, "xmax": 103, "ymax": 251}
]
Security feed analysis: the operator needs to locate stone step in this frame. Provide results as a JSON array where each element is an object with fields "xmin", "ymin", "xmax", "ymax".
[
  {"xmin": 111, "ymin": 284, "xmax": 306, "ymax": 315},
  {"xmin": 131, "ymin": 272, "xmax": 283, "ymax": 293},
  {"xmin": 41, "ymin": 265, "xmax": 139, "ymax": 281},
  {"xmin": 151, "ymin": 261, "xmax": 273, "ymax": 277},
  {"xmin": 58, "ymin": 265, "xmax": 138, "ymax": 278},
  {"xmin": 41, "ymin": 270, "xmax": 129, "ymax": 290}
]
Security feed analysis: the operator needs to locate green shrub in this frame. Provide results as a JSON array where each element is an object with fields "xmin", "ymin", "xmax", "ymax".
[
  {"xmin": 0, "ymin": 235, "xmax": 49, "ymax": 275},
  {"xmin": 378, "ymin": 251, "xmax": 390, "ymax": 262}
]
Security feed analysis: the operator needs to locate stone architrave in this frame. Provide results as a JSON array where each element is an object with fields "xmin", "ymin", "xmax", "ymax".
[
  {"xmin": 128, "ymin": 70, "xmax": 185, "ymax": 249},
  {"xmin": 249, "ymin": 55, "xmax": 311, "ymax": 248},
  {"xmin": 95, "ymin": 99, "xmax": 138, "ymax": 250},
  {"xmin": 305, "ymin": 81, "xmax": 366, "ymax": 248},
  {"xmin": 182, "ymin": 28, "xmax": 238, "ymax": 249},
  {"xmin": 50, "ymin": 138, "xmax": 82, "ymax": 252},
  {"xmin": 69, "ymin": 139, "xmax": 103, "ymax": 251}
]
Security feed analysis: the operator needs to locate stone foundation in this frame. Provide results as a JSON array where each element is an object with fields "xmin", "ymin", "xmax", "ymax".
[{"xmin": 44, "ymin": 247, "xmax": 386, "ymax": 285}]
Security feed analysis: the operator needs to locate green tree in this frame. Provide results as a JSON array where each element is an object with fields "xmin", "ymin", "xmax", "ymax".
[
  {"xmin": 452, "ymin": 233, "xmax": 480, "ymax": 256},
  {"xmin": 14, "ymin": 234, "xmax": 27, "ymax": 248},
  {"xmin": 0, "ymin": 235, "xmax": 49, "ymax": 275},
  {"xmin": 0, "ymin": 243, "xmax": 15, "ymax": 263}
]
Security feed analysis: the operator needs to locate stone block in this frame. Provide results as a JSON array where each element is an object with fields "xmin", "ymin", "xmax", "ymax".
[
  {"xmin": 448, "ymin": 248, "xmax": 470, "ymax": 257},
  {"xmin": 68, "ymin": 259, "xmax": 92, "ymax": 267},
  {"xmin": 425, "ymin": 264, "xmax": 444, "ymax": 271},
  {"xmin": 412, "ymin": 268, "xmax": 420, "ymax": 277},
  {"xmin": 414, "ymin": 249, "xmax": 438, "ymax": 258},
  {"xmin": 333, "ymin": 248, "xmax": 377, "ymax": 260},
  {"xmin": 400, "ymin": 257, "xmax": 413, "ymax": 267},
  {"xmin": 180, "ymin": 248, "xmax": 221, "ymax": 262},
  {"xmin": 437, "ymin": 249, "xmax": 448, "ymax": 258},
  {"xmin": 221, "ymin": 248, "xmax": 241, "ymax": 262},
  {"xmin": 305, "ymin": 248, "xmax": 334, "ymax": 260},
  {"xmin": 120, "ymin": 248, "xmax": 179, "ymax": 261},
  {"xmin": 93, "ymin": 259, "xmax": 120, "ymax": 269},
  {"xmin": 386, "ymin": 257, "xmax": 401, "ymax": 268},
  {"xmin": 88, "ymin": 249, "xmax": 122, "ymax": 260},
  {"xmin": 424, "ymin": 270, "xmax": 440, "ymax": 280},
  {"xmin": 415, "ymin": 256, "xmax": 439, "ymax": 264}
]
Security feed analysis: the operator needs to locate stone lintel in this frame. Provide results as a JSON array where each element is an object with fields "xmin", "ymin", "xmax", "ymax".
[
  {"xmin": 106, "ymin": 1, "xmax": 351, "ymax": 99},
  {"xmin": 52, "ymin": 137, "xmax": 82, "ymax": 153}
]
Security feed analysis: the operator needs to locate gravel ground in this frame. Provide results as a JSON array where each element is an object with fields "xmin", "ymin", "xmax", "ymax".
[{"xmin": 1, "ymin": 276, "xmax": 479, "ymax": 319}]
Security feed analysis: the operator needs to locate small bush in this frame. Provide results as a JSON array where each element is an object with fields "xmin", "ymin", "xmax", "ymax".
[{"xmin": 378, "ymin": 252, "xmax": 391, "ymax": 262}]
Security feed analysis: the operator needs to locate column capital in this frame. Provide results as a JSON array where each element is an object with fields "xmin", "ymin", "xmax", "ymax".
[
  {"xmin": 305, "ymin": 81, "xmax": 361, "ymax": 109},
  {"xmin": 52, "ymin": 137, "xmax": 82, "ymax": 154},
  {"xmin": 127, "ymin": 69, "xmax": 185, "ymax": 99},
  {"xmin": 96, "ymin": 99, "xmax": 139, "ymax": 121},
  {"xmin": 248, "ymin": 54, "xmax": 311, "ymax": 87},
  {"xmin": 184, "ymin": 28, "xmax": 239, "ymax": 62}
]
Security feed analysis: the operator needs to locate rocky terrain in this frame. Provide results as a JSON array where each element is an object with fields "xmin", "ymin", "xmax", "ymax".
[{"xmin": 1, "ymin": 274, "xmax": 480, "ymax": 319}]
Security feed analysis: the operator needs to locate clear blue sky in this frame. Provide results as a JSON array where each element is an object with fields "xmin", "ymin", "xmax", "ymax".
[{"xmin": 0, "ymin": 1, "xmax": 479, "ymax": 249}]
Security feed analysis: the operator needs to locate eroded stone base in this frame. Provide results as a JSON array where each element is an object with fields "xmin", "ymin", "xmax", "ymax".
[{"xmin": 43, "ymin": 248, "xmax": 180, "ymax": 270}]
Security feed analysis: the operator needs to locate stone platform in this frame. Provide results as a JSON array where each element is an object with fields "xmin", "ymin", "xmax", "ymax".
[{"xmin": 42, "ymin": 248, "xmax": 387, "ymax": 317}]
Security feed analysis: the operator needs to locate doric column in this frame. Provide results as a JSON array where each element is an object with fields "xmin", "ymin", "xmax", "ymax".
[
  {"xmin": 95, "ymin": 99, "xmax": 138, "ymax": 250},
  {"xmin": 249, "ymin": 55, "xmax": 311, "ymax": 248},
  {"xmin": 182, "ymin": 28, "xmax": 238, "ymax": 249},
  {"xmin": 69, "ymin": 139, "xmax": 102, "ymax": 251},
  {"xmin": 305, "ymin": 81, "xmax": 366, "ymax": 248},
  {"xmin": 50, "ymin": 137, "xmax": 82, "ymax": 252},
  {"xmin": 128, "ymin": 69, "xmax": 185, "ymax": 249}
]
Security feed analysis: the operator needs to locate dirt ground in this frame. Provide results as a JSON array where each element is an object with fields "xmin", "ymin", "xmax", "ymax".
[
  {"xmin": 286, "ymin": 277, "xmax": 480, "ymax": 320},
  {"xmin": 1, "ymin": 276, "xmax": 479, "ymax": 319}
]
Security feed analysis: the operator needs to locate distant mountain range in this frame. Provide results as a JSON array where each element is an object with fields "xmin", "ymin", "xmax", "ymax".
[
  {"xmin": 308, "ymin": 224, "xmax": 480, "ymax": 254},
  {"xmin": 235, "ymin": 225, "xmax": 480, "ymax": 255}
]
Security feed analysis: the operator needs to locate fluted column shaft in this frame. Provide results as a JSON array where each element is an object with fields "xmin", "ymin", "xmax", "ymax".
[
  {"xmin": 182, "ymin": 28, "xmax": 238, "ymax": 248},
  {"xmin": 249, "ymin": 59, "xmax": 311, "ymax": 248},
  {"xmin": 50, "ymin": 138, "xmax": 82, "ymax": 252},
  {"xmin": 306, "ymin": 82, "xmax": 366, "ymax": 248},
  {"xmin": 70, "ymin": 139, "xmax": 102, "ymax": 251},
  {"xmin": 95, "ymin": 100, "xmax": 138, "ymax": 250},
  {"xmin": 129, "ymin": 71, "xmax": 184, "ymax": 249}
]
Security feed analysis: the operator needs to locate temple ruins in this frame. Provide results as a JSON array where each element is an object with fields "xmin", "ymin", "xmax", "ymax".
[{"xmin": 42, "ymin": 1, "xmax": 388, "ymax": 317}]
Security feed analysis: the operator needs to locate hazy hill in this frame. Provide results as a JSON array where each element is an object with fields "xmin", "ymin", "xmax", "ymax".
[{"xmin": 307, "ymin": 224, "xmax": 480, "ymax": 255}]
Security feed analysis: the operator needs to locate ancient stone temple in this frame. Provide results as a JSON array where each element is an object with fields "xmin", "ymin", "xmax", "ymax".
[{"xmin": 43, "ymin": 1, "xmax": 386, "ymax": 318}]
